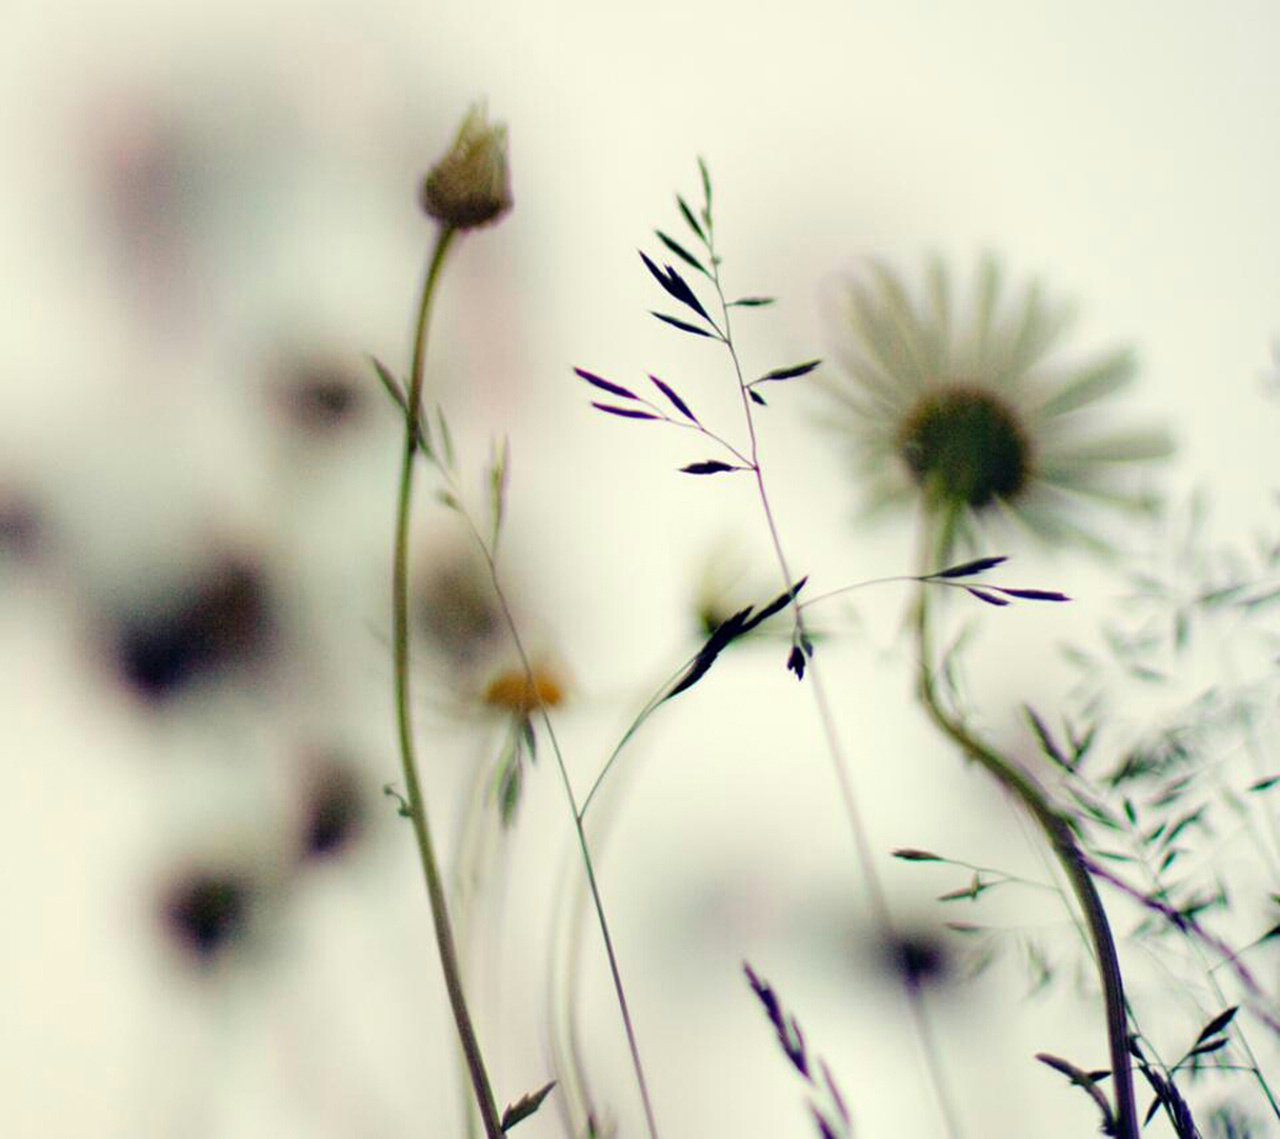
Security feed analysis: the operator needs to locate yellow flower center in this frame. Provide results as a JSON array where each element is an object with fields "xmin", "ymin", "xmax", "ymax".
[
  {"xmin": 896, "ymin": 385, "xmax": 1032, "ymax": 509},
  {"xmin": 483, "ymin": 666, "xmax": 565, "ymax": 715}
]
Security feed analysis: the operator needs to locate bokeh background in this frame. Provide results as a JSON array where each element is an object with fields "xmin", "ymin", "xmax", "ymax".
[{"xmin": 4, "ymin": 2, "xmax": 1279, "ymax": 1137}]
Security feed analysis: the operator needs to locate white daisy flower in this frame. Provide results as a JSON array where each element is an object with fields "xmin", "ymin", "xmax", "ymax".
[{"xmin": 819, "ymin": 254, "xmax": 1171, "ymax": 556}]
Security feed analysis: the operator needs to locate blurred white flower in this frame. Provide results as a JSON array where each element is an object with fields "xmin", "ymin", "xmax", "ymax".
[{"xmin": 820, "ymin": 255, "xmax": 1171, "ymax": 553}]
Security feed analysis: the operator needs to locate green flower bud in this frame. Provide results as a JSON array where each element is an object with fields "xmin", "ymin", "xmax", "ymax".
[{"xmin": 420, "ymin": 103, "xmax": 513, "ymax": 230}]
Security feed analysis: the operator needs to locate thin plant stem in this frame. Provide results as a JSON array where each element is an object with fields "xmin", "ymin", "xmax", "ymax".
[
  {"xmin": 450, "ymin": 730, "xmax": 512, "ymax": 1139},
  {"xmin": 700, "ymin": 212, "xmax": 966, "ymax": 1139},
  {"xmin": 1211, "ymin": 628, "xmax": 1280, "ymax": 880},
  {"xmin": 577, "ymin": 560, "xmax": 1001, "ymax": 821},
  {"xmin": 1083, "ymin": 748, "xmax": 1280, "ymax": 1116},
  {"xmin": 579, "ymin": 658, "xmax": 689, "ymax": 820},
  {"xmin": 549, "ymin": 831, "xmax": 607, "ymax": 1136},
  {"xmin": 1085, "ymin": 854, "xmax": 1280, "ymax": 1112},
  {"xmin": 912, "ymin": 512, "xmax": 1139, "ymax": 1139},
  {"xmin": 437, "ymin": 478, "xmax": 664, "ymax": 1139},
  {"xmin": 391, "ymin": 224, "xmax": 505, "ymax": 1139}
]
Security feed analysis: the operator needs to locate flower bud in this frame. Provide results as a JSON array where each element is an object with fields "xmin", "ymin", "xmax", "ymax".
[{"xmin": 420, "ymin": 104, "xmax": 512, "ymax": 230}]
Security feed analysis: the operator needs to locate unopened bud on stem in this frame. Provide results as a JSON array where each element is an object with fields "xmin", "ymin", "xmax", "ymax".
[{"xmin": 420, "ymin": 103, "xmax": 513, "ymax": 230}]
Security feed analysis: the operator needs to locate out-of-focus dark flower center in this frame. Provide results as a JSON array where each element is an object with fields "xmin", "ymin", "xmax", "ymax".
[
  {"xmin": 896, "ymin": 385, "xmax": 1032, "ymax": 509},
  {"xmin": 115, "ymin": 560, "xmax": 273, "ymax": 702},
  {"xmin": 882, "ymin": 931, "xmax": 952, "ymax": 991},
  {"xmin": 301, "ymin": 762, "xmax": 365, "ymax": 862},
  {"xmin": 162, "ymin": 871, "xmax": 251, "ymax": 963}
]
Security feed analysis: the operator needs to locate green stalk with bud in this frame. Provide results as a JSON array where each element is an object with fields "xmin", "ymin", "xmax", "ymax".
[{"xmin": 383, "ymin": 104, "xmax": 532, "ymax": 1139}]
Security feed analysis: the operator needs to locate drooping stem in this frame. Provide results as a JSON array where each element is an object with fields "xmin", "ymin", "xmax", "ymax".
[
  {"xmin": 392, "ymin": 224, "xmax": 505, "ymax": 1139},
  {"xmin": 913, "ymin": 513, "xmax": 1138, "ymax": 1139}
]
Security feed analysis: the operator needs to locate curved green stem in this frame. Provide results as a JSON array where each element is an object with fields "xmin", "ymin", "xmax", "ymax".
[
  {"xmin": 912, "ymin": 515, "xmax": 1137, "ymax": 1139},
  {"xmin": 392, "ymin": 225, "xmax": 505, "ymax": 1139}
]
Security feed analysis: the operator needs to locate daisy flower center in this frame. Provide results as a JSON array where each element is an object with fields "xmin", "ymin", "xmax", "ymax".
[
  {"xmin": 896, "ymin": 385, "xmax": 1032, "ymax": 509},
  {"xmin": 483, "ymin": 666, "xmax": 565, "ymax": 716}
]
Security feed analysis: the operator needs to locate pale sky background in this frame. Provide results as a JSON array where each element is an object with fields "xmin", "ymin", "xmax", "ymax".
[{"xmin": 3, "ymin": 3, "xmax": 1279, "ymax": 1138}]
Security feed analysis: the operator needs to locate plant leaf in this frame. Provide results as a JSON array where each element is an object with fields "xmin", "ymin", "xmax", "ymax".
[
  {"xmin": 965, "ymin": 587, "xmax": 1011, "ymax": 607},
  {"xmin": 742, "ymin": 577, "xmax": 808, "ymax": 631},
  {"xmin": 1135, "ymin": 1063, "xmax": 1197, "ymax": 1138},
  {"xmin": 995, "ymin": 587, "xmax": 1071, "ymax": 602},
  {"xmin": 930, "ymin": 555, "xmax": 1009, "ymax": 579},
  {"xmin": 500, "ymin": 1081, "xmax": 556, "ymax": 1131},
  {"xmin": 649, "ymin": 374, "xmax": 698, "ymax": 421},
  {"xmin": 436, "ymin": 406, "xmax": 456, "ymax": 470},
  {"xmin": 698, "ymin": 156, "xmax": 712, "ymax": 216},
  {"xmin": 1035, "ymin": 1053, "xmax": 1116, "ymax": 1135},
  {"xmin": 677, "ymin": 194, "xmax": 706, "ymax": 243},
  {"xmin": 655, "ymin": 229, "xmax": 708, "ymax": 276},
  {"xmin": 757, "ymin": 359, "xmax": 822, "ymax": 383},
  {"xmin": 497, "ymin": 754, "xmax": 522, "ymax": 827},
  {"xmin": 938, "ymin": 873, "xmax": 988, "ymax": 901},
  {"xmin": 1025, "ymin": 707, "xmax": 1071, "ymax": 771},
  {"xmin": 786, "ymin": 643, "xmax": 806, "ymax": 679},
  {"xmin": 488, "ymin": 436, "xmax": 510, "ymax": 548},
  {"xmin": 893, "ymin": 849, "xmax": 944, "ymax": 862},
  {"xmin": 1165, "ymin": 807, "xmax": 1205, "ymax": 844},
  {"xmin": 820, "ymin": 1058, "xmax": 851, "ymax": 1125},
  {"xmin": 371, "ymin": 356, "xmax": 432, "ymax": 454},
  {"xmin": 370, "ymin": 355, "xmax": 407, "ymax": 409},
  {"xmin": 639, "ymin": 251, "xmax": 714, "ymax": 323},
  {"xmin": 664, "ymin": 607, "xmax": 754, "ymax": 702},
  {"xmin": 519, "ymin": 715, "xmax": 537, "ymax": 764},
  {"xmin": 811, "ymin": 1106, "xmax": 838, "ymax": 1139},
  {"xmin": 574, "ymin": 367, "xmax": 638, "ymax": 400},
  {"xmin": 1193, "ymin": 1007, "xmax": 1238, "ymax": 1046},
  {"xmin": 652, "ymin": 311, "xmax": 715, "ymax": 338},
  {"xmin": 680, "ymin": 460, "xmax": 741, "ymax": 475},
  {"xmin": 730, "ymin": 296, "xmax": 775, "ymax": 307},
  {"xmin": 744, "ymin": 963, "xmax": 809, "ymax": 1079},
  {"xmin": 663, "ymin": 580, "xmax": 806, "ymax": 703},
  {"xmin": 591, "ymin": 402, "xmax": 659, "ymax": 420}
]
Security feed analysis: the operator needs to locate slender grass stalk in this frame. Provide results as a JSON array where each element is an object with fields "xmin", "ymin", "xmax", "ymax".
[
  {"xmin": 694, "ymin": 208, "xmax": 967, "ymax": 1139},
  {"xmin": 430, "ymin": 467, "xmax": 663, "ymax": 1139},
  {"xmin": 548, "ymin": 830, "xmax": 609, "ymax": 1136},
  {"xmin": 579, "ymin": 658, "xmax": 690, "ymax": 820},
  {"xmin": 450, "ymin": 735, "xmax": 510, "ymax": 1139},
  {"xmin": 1086, "ymin": 849, "xmax": 1280, "ymax": 1119},
  {"xmin": 391, "ymin": 224, "xmax": 505, "ymax": 1139},
  {"xmin": 1086, "ymin": 854, "xmax": 1280, "ymax": 1037},
  {"xmin": 912, "ymin": 511, "xmax": 1139, "ymax": 1139}
]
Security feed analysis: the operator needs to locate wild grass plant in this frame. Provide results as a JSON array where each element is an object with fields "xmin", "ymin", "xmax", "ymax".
[{"xmin": 372, "ymin": 105, "xmax": 1279, "ymax": 1139}]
